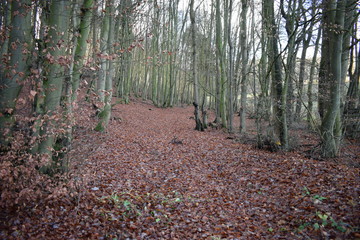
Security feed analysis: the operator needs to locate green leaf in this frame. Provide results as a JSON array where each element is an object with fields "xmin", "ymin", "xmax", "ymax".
[
  {"xmin": 156, "ymin": 218, "xmax": 161, "ymax": 223},
  {"xmin": 316, "ymin": 212, "xmax": 328, "ymax": 221},
  {"xmin": 313, "ymin": 195, "xmax": 327, "ymax": 201},
  {"xmin": 268, "ymin": 227, "xmax": 273, "ymax": 232},
  {"xmin": 123, "ymin": 200, "xmax": 131, "ymax": 210},
  {"xmin": 303, "ymin": 186, "xmax": 310, "ymax": 196},
  {"xmin": 313, "ymin": 223, "xmax": 320, "ymax": 230}
]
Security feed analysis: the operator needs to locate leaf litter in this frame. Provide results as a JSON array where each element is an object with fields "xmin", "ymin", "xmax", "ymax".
[{"xmin": 1, "ymin": 98, "xmax": 359, "ymax": 239}]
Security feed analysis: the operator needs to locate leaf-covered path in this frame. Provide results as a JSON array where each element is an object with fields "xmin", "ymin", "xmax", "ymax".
[{"xmin": 3, "ymin": 100, "xmax": 360, "ymax": 239}]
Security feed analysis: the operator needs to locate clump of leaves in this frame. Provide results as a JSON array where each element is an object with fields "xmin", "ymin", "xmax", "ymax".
[
  {"xmin": 0, "ymin": 120, "xmax": 70, "ymax": 210},
  {"xmin": 99, "ymin": 190, "xmax": 184, "ymax": 223},
  {"xmin": 314, "ymin": 212, "xmax": 349, "ymax": 233},
  {"xmin": 298, "ymin": 211, "xmax": 352, "ymax": 234},
  {"xmin": 302, "ymin": 186, "xmax": 327, "ymax": 203}
]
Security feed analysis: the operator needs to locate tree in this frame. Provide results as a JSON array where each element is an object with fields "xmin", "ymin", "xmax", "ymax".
[
  {"xmin": 36, "ymin": 0, "xmax": 71, "ymax": 173},
  {"xmin": 226, "ymin": 0, "xmax": 234, "ymax": 133},
  {"xmin": 295, "ymin": 0, "xmax": 318, "ymax": 121},
  {"xmin": 0, "ymin": 0, "xmax": 32, "ymax": 148},
  {"xmin": 71, "ymin": 0, "xmax": 94, "ymax": 103},
  {"xmin": 239, "ymin": 0, "xmax": 249, "ymax": 134},
  {"xmin": 95, "ymin": 0, "xmax": 115, "ymax": 132},
  {"xmin": 263, "ymin": 0, "xmax": 288, "ymax": 149},
  {"xmin": 190, "ymin": 0, "xmax": 203, "ymax": 131},
  {"xmin": 307, "ymin": 26, "xmax": 321, "ymax": 128},
  {"xmin": 280, "ymin": 0, "xmax": 300, "ymax": 125},
  {"xmin": 215, "ymin": 0, "xmax": 227, "ymax": 128},
  {"xmin": 319, "ymin": 0, "xmax": 347, "ymax": 157}
]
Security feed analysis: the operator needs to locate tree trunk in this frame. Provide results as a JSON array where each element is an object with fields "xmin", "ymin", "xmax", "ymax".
[
  {"xmin": 190, "ymin": 0, "xmax": 203, "ymax": 131},
  {"xmin": 320, "ymin": 0, "xmax": 346, "ymax": 158},
  {"xmin": 239, "ymin": 0, "xmax": 248, "ymax": 134},
  {"xmin": 318, "ymin": 0, "xmax": 336, "ymax": 120},
  {"xmin": 307, "ymin": 27, "xmax": 321, "ymax": 128},
  {"xmin": 96, "ymin": 2, "xmax": 110, "ymax": 105},
  {"xmin": 95, "ymin": 0, "xmax": 115, "ymax": 132},
  {"xmin": 0, "ymin": 0, "xmax": 32, "ymax": 147},
  {"xmin": 37, "ymin": 0, "xmax": 71, "ymax": 173},
  {"xmin": 71, "ymin": 0, "xmax": 94, "ymax": 102},
  {"xmin": 264, "ymin": 0, "xmax": 288, "ymax": 149},
  {"xmin": 215, "ymin": 0, "xmax": 227, "ymax": 128},
  {"xmin": 256, "ymin": 0, "xmax": 271, "ymax": 148},
  {"xmin": 344, "ymin": 32, "xmax": 359, "ymax": 112},
  {"xmin": 280, "ymin": 0, "xmax": 299, "ymax": 126},
  {"xmin": 295, "ymin": 1, "xmax": 316, "ymax": 121},
  {"xmin": 227, "ymin": 0, "xmax": 234, "ymax": 132}
]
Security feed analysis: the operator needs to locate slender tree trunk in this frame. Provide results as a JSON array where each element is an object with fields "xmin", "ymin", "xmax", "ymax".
[
  {"xmin": 95, "ymin": 0, "xmax": 115, "ymax": 132},
  {"xmin": 215, "ymin": 0, "xmax": 227, "ymax": 128},
  {"xmin": 190, "ymin": 0, "xmax": 203, "ymax": 131},
  {"xmin": 344, "ymin": 31, "xmax": 359, "ymax": 112},
  {"xmin": 96, "ymin": 2, "xmax": 110, "ymax": 105},
  {"xmin": 295, "ymin": 1, "xmax": 316, "ymax": 121},
  {"xmin": 256, "ymin": 0, "xmax": 271, "ymax": 148},
  {"xmin": 227, "ymin": 0, "xmax": 234, "ymax": 132},
  {"xmin": 264, "ymin": 0, "xmax": 288, "ymax": 149},
  {"xmin": 151, "ymin": 0, "xmax": 160, "ymax": 106},
  {"xmin": 239, "ymin": 0, "xmax": 249, "ymax": 134},
  {"xmin": 307, "ymin": 27, "xmax": 321, "ymax": 128},
  {"xmin": 280, "ymin": 0, "xmax": 298, "ymax": 126},
  {"xmin": 71, "ymin": 0, "xmax": 94, "ymax": 102}
]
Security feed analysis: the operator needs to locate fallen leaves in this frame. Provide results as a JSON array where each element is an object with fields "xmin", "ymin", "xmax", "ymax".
[{"xmin": 1, "ymin": 99, "xmax": 359, "ymax": 239}]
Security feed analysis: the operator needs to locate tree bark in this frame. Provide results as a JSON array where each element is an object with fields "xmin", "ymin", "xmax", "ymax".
[
  {"xmin": 190, "ymin": 0, "xmax": 203, "ymax": 131},
  {"xmin": 320, "ymin": 0, "xmax": 347, "ymax": 158},
  {"xmin": 95, "ymin": 0, "xmax": 115, "ymax": 132},
  {"xmin": 37, "ymin": 0, "xmax": 71, "ymax": 172},
  {"xmin": 295, "ymin": 1, "xmax": 316, "ymax": 121},
  {"xmin": 239, "ymin": 0, "xmax": 248, "ymax": 134},
  {"xmin": 307, "ymin": 27, "xmax": 321, "ymax": 128},
  {"xmin": 263, "ymin": 0, "xmax": 288, "ymax": 149},
  {"xmin": 215, "ymin": 0, "xmax": 227, "ymax": 128},
  {"xmin": 0, "ymin": 0, "xmax": 32, "ymax": 147},
  {"xmin": 71, "ymin": 0, "xmax": 94, "ymax": 102}
]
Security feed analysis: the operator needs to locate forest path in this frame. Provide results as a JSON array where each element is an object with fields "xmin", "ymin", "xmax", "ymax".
[
  {"xmin": 68, "ymin": 100, "xmax": 359, "ymax": 239},
  {"xmin": 2, "ymin": 100, "xmax": 358, "ymax": 239}
]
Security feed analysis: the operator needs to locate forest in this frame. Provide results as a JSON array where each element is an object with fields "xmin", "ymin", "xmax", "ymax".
[{"xmin": 0, "ymin": 0, "xmax": 359, "ymax": 239}]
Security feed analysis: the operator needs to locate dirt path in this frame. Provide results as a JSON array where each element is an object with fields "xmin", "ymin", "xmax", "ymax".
[{"xmin": 4, "ymin": 100, "xmax": 359, "ymax": 239}]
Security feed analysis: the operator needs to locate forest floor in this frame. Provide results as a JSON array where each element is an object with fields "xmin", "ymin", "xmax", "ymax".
[{"xmin": 1, "ymin": 98, "xmax": 360, "ymax": 239}]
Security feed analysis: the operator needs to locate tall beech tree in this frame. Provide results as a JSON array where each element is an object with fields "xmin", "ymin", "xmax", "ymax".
[
  {"xmin": 215, "ymin": 0, "xmax": 227, "ymax": 128},
  {"xmin": 263, "ymin": 0, "xmax": 288, "ymax": 149},
  {"xmin": 307, "ymin": 26, "xmax": 322, "ymax": 128},
  {"xmin": 0, "ymin": 0, "xmax": 32, "ymax": 147},
  {"xmin": 189, "ymin": 0, "xmax": 203, "ymax": 131},
  {"xmin": 71, "ymin": 0, "xmax": 94, "ymax": 103},
  {"xmin": 239, "ymin": 0, "xmax": 249, "ymax": 134},
  {"xmin": 95, "ymin": 0, "xmax": 115, "ymax": 132},
  {"xmin": 319, "ymin": 0, "xmax": 347, "ymax": 157},
  {"xmin": 36, "ymin": 0, "xmax": 71, "ymax": 172}
]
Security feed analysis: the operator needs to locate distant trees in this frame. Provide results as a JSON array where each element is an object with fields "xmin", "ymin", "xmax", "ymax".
[{"xmin": 0, "ymin": 0, "xmax": 359, "ymax": 172}]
